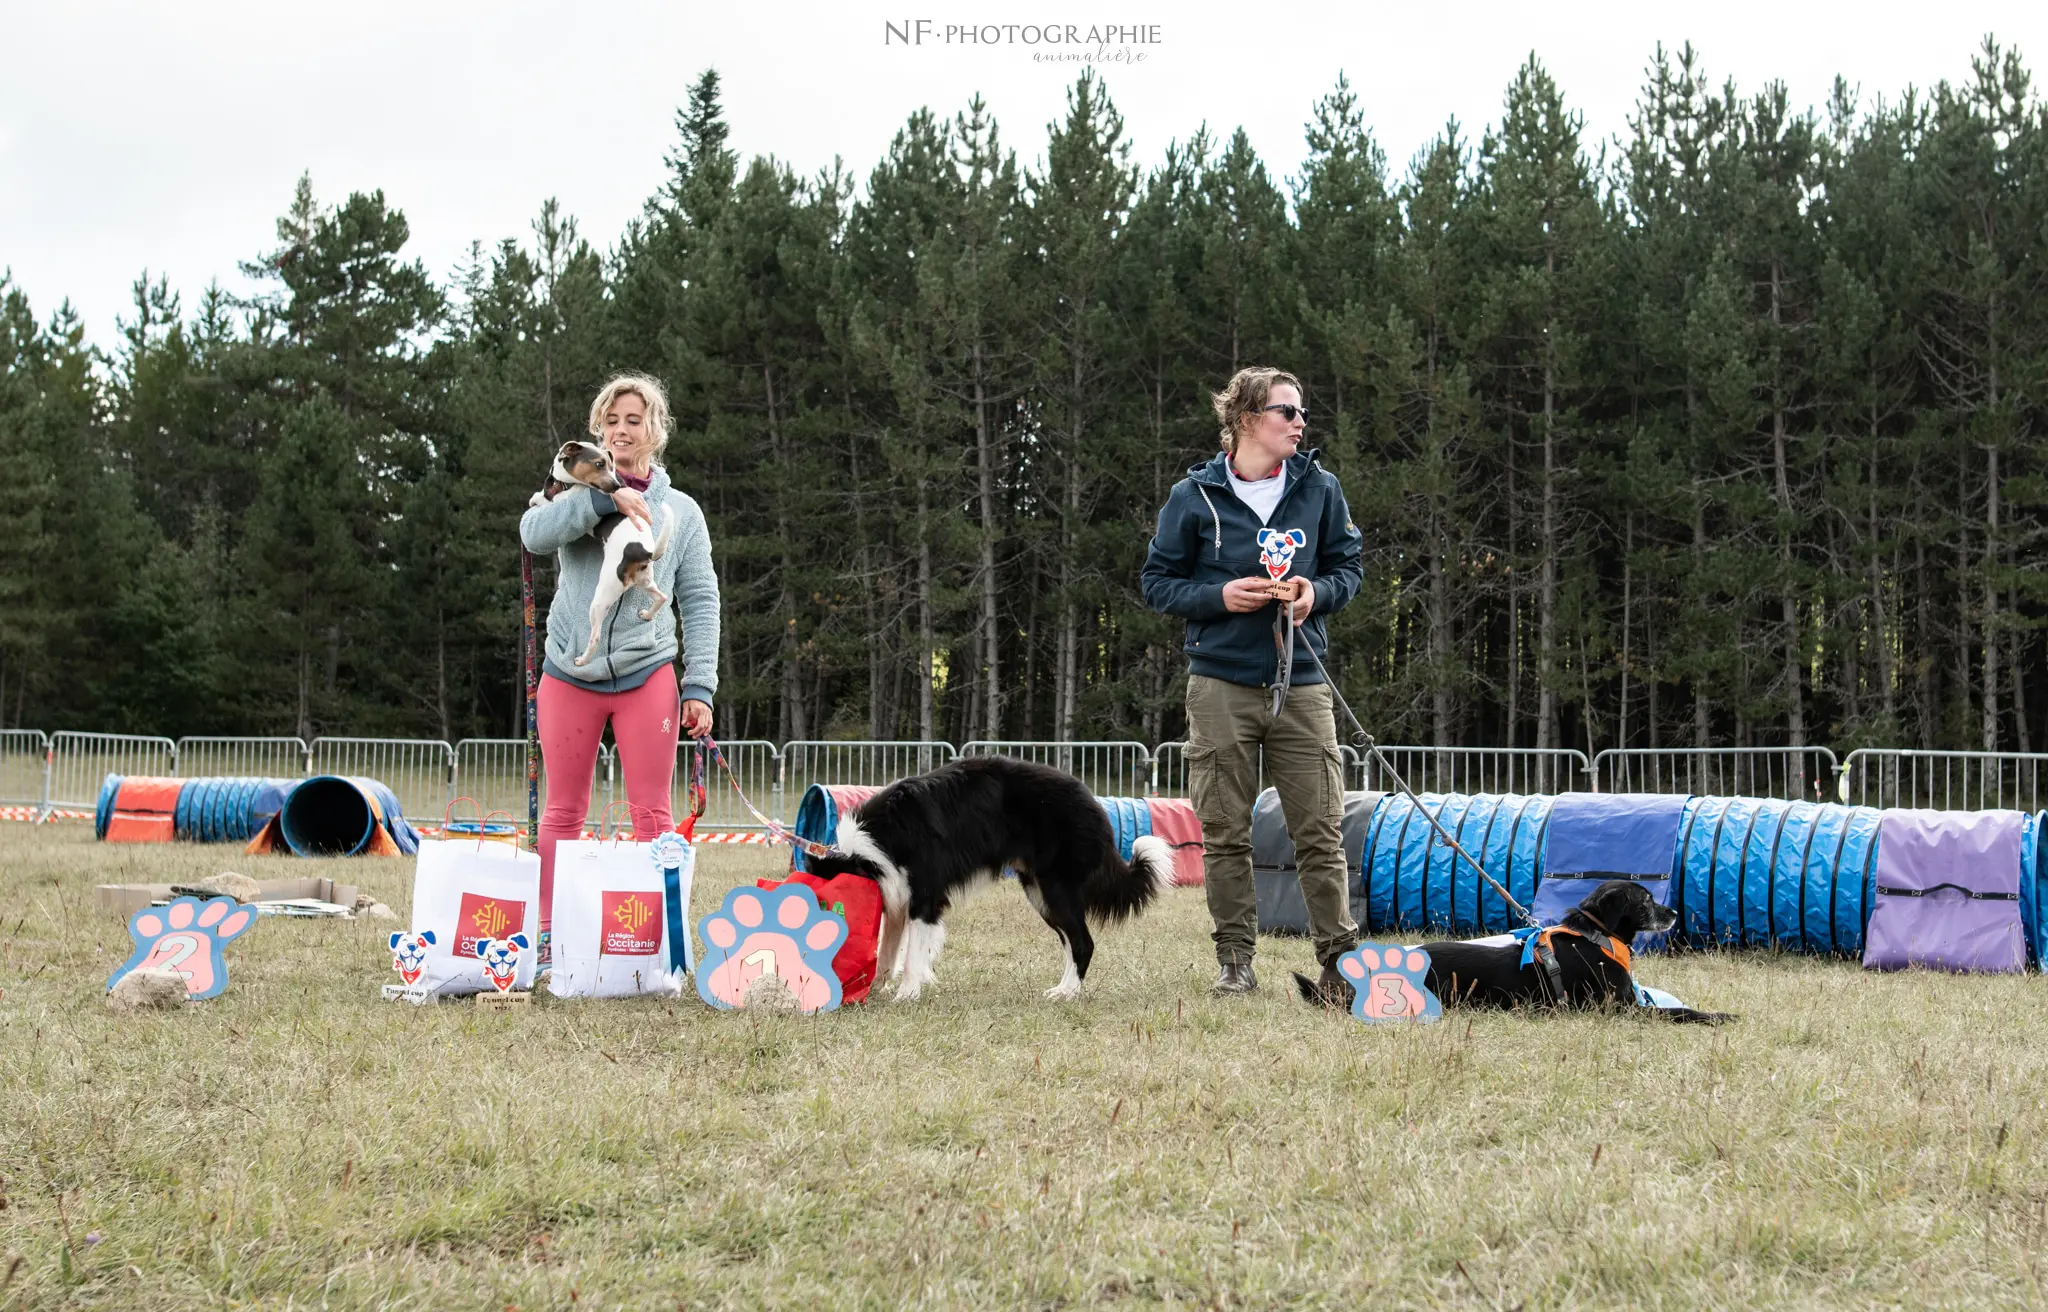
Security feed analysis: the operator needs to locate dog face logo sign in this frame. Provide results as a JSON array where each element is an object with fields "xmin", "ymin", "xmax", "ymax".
[
  {"xmin": 1257, "ymin": 528, "xmax": 1306, "ymax": 580},
  {"xmin": 601, "ymin": 890, "xmax": 662, "ymax": 956},
  {"xmin": 474, "ymin": 933, "xmax": 530, "ymax": 992},
  {"xmin": 389, "ymin": 929, "xmax": 436, "ymax": 985},
  {"xmin": 453, "ymin": 893, "xmax": 525, "ymax": 960}
]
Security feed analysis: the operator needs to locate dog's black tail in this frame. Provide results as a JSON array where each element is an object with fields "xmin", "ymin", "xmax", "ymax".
[{"xmin": 1081, "ymin": 834, "xmax": 1176, "ymax": 924}]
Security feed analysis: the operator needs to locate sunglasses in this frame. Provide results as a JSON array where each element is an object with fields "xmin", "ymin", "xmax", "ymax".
[{"xmin": 1260, "ymin": 403, "xmax": 1308, "ymax": 424}]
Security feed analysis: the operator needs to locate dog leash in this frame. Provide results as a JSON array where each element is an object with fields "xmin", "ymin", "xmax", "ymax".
[
  {"xmin": 692, "ymin": 737, "xmax": 840, "ymax": 860},
  {"xmin": 1271, "ymin": 597, "xmax": 1295, "ymax": 719},
  {"xmin": 1295, "ymin": 639, "xmax": 1542, "ymax": 933}
]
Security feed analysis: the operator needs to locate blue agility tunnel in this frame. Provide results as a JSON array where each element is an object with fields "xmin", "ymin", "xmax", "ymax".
[
  {"xmin": 1360, "ymin": 793, "xmax": 1554, "ymax": 936},
  {"xmin": 1097, "ymin": 796, "xmax": 1154, "ymax": 862},
  {"xmin": 1353, "ymin": 793, "xmax": 2048, "ymax": 960},
  {"xmin": 173, "ymin": 777, "xmax": 293, "ymax": 844},
  {"xmin": 96, "ymin": 774, "xmax": 295, "ymax": 843},
  {"xmin": 271, "ymin": 775, "xmax": 420, "ymax": 857},
  {"xmin": 1671, "ymin": 798, "xmax": 1883, "ymax": 953}
]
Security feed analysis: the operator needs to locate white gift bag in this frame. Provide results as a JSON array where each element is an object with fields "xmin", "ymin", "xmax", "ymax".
[
  {"xmin": 406, "ymin": 833, "xmax": 542, "ymax": 998},
  {"xmin": 548, "ymin": 831, "xmax": 694, "ymax": 999}
]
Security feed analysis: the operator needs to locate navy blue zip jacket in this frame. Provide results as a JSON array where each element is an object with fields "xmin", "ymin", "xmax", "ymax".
[{"xmin": 1141, "ymin": 449, "xmax": 1364, "ymax": 688}]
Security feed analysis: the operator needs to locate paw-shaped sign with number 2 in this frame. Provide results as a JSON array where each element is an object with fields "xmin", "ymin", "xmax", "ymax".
[
  {"xmin": 1338, "ymin": 942, "xmax": 1442, "ymax": 1024},
  {"xmin": 108, "ymin": 896, "xmax": 259, "ymax": 1001},
  {"xmin": 695, "ymin": 884, "xmax": 846, "ymax": 1014}
]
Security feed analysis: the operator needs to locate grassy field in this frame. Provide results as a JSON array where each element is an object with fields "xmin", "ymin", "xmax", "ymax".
[{"xmin": 6, "ymin": 824, "xmax": 2048, "ymax": 1309}]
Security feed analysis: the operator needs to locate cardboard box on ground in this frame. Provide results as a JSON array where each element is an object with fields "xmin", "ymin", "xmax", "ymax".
[{"xmin": 96, "ymin": 876, "xmax": 379, "ymax": 918}]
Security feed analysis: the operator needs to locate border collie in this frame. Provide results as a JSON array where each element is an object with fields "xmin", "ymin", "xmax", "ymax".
[{"xmin": 802, "ymin": 756, "xmax": 1175, "ymax": 1001}]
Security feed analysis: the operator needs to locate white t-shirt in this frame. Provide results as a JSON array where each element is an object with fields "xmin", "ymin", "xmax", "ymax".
[{"xmin": 1225, "ymin": 461, "xmax": 1287, "ymax": 524}]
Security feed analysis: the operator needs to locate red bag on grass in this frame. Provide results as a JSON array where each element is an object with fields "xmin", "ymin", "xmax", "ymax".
[{"xmin": 757, "ymin": 870, "xmax": 884, "ymax": 1003}]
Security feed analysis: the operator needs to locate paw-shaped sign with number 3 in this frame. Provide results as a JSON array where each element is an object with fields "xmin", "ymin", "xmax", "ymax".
[
  {"xmin": 108, "ymin": 896, "xmax": 259, "ymax": 1001},
  {"xmin": 695, "ymin": 884, "xmax": 846, "ymax": 1014},
  {"xmin": 1338, "ymin": 942, "xmax": 1442, "ymax": 1024}
]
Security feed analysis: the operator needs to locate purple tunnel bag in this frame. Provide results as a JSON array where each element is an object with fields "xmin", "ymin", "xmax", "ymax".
[{"xmin": 1864, "ymin": 810, "xmax": 2026, "ymax": 974}]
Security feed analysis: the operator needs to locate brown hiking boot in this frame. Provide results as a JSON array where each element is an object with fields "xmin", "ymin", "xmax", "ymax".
[{"xmin": 1211, "ymin": 961, "xmax": 1258, "ymax": 995}]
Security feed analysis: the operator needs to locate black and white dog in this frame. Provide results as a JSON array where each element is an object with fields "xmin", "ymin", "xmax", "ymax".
[
  {"xmin": 803, "ymin": 757, "xmax": 1176, "ymax": 1001},
  {"xmin": 528, "ymin": 440, "xmax": 676, "ymax": 666}
]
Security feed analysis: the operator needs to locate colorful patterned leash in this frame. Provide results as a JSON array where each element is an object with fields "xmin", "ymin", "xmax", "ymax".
[
  {"xmin": 678, "ymin": 731, "xmax": 709, "ymax": 843},
  {"xmin": 693, "ymin": 736, "xmax": 838, "ymax": 860}
]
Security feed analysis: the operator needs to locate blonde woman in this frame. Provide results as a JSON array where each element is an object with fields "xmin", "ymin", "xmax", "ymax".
[
  {"xmin": 519, "ymin": 375, "xmax": 720, "ymax": 948},
  {"xmin": 1140, "ymin": 366, "xmax": 1364, "ymax": 1004}
]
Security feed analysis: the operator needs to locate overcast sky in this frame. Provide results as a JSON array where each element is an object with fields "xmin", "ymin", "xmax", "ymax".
[{"xmin": 6, "ymin": 0, "xmax": 2044, "ymax": 348}]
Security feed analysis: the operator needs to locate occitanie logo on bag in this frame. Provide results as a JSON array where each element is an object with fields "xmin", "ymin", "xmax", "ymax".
[
  {"xmin": 454, "ymin": 893, "xmax": 525, "ymax": 959},
  {"xmin": 601, "ymin": 890, "xmax": 662, "ymax": 956}
]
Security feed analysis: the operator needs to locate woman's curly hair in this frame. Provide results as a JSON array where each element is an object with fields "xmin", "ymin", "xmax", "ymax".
[{"xmin": 1210, "ymin": 367, "xmax": 1302, "ymax": 452}]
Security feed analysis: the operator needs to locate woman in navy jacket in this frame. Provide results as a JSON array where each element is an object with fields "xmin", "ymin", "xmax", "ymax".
[{"xmin": 1141, "ymin": 367, "xmax": 1363, "ymax": 1003}]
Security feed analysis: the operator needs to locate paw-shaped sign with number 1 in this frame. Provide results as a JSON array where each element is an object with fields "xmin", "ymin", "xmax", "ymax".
[
  {"xmin": 695, "ymin": 884, "xmax": 846, "ymax": 1013},
  {"xmin": 1338, "ymin": 942, "xmax": 1442, "ymax": 1024},
  {"xmin": 108, "ymin": 896, "xmax": 259, "ymax": 1001}
]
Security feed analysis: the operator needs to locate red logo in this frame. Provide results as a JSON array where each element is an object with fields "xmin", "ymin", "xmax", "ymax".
[
  {"xmin": 453, "ymin": 893, "xmax": 525, "ymax": 959},
  {"xmin": 601, "ymin": 891, "xmax": 662, "ymax": 956}
]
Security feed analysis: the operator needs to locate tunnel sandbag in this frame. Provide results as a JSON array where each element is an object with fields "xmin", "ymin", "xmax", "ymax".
[
  {"xmin": 1672, "ymin": 796, "xmax": 1883, "ymax": 953},
  {"xmin": 1863, "ymin": 809, "xmax": 2028, "ymax": 973},
  {"xmin": 1532, "ymin": 793, "xmax": 1689, "ymax": 952},
  {"xmin": 1096, "ymin": 796, "xmax": 1154, "ymax": 863},
  {"xmin": 102, "ymin": 775, "xmax": 183, "ymax": 843},
  {"xmin": 1361, "ymin": 792, "xmax": 1553, "ymax": 936},
  {"xmin": 1251, "ymin": 789, "xmax": 1386, "ymax": 934},
  {"xmin": 1145, "ymin": 798, "xmax": 1205, "ymax": 886},
  {"xmin": 791, "ymin": 784, "xmax": 877, "ymax": 872}
]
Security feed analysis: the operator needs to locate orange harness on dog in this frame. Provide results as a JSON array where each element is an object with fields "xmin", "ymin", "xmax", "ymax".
[{"xmin": 1513, "ymin": 912, "xmax": 1634, "ymax": 1004}]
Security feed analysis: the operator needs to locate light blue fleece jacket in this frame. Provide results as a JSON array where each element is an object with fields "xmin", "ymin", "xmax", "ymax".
[{"xmin": 518, "ymin": 464, "xmax": 720, "ymax": 706}]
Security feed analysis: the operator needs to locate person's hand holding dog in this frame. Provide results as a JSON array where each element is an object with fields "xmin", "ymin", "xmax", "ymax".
[
  {"xmin": 611, "ymin": 487, "xmax": 653, "ymax": 533},
  {"xmin": 1223, "ymin": 576, "xmax": 1313, "ymax": 622}
]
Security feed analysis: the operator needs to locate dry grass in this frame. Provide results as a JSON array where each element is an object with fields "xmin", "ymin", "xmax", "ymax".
[{"xmin": 5, "ymin": 823, "xmax": 2048, "ymax": 1309}]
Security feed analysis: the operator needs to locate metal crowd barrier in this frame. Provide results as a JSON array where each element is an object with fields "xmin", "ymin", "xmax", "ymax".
[
  {"xmin": 1592, "ymin": 746, "xmax": 1838, "ymax": 802},
  {"xmin": 453, "ymin": 738, "xmax": 613, "ymax": 832},
  {"xmin": 307, "ymin": 737, "xmax": 455, "ymax": 823},
  {"xmin": 0, "ymin": 729, "xmax": 50, "ymax": 811},
  {"xmin": 961, "ymin": 740, "xmax": 1152, "ymax": 799},
  {"xmin": 45, "ymin": 731, "xmax": 177, "ymax": 817},
  {"xmin": 777, "ymin": 741, "xmax": 956, "ymax": 818},
  {"xmin": 1837, "ymin": 749, "xmax": 2048, "ymax": 813},
  {"xmin": 1152, "ymin": 742, "xmax": 1556, "ymax": 799},
  {"xmin": 1357, "ymin": 745, "xmax": 1592, "ymax": 796},
  {"xmin": 19, "ymin": 728, "xmax": 2048, "ymax": 826},
  {"xmin": 175, "ymin": 736, "xmax": 310, "ymax": 780}
]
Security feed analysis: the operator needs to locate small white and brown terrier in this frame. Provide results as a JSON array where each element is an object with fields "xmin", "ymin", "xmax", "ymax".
[{"xmin": 530, "ymin": 440, "xmax": 676, "ymax": 666}]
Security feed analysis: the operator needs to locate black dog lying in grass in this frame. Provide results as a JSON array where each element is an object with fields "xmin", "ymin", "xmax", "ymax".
[{"xmin": 1295, "ymin": 879, "xmax": 1736, "ymax": 1024}]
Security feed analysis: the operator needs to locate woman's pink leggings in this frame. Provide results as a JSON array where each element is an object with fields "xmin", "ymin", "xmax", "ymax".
[{"xmin": 537, "ymin": 666, "xmax": 680, "ymax": 934}]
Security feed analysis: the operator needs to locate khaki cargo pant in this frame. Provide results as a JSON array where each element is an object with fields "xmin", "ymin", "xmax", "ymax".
[{"xmin": 1185, "ymin": 673, "xmax": 1358, "ymax": 969}]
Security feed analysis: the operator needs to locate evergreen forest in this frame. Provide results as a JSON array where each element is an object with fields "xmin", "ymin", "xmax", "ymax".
[{"xmin": 4, "ymin": 44, "xmax": 2046, "ymax": 756}]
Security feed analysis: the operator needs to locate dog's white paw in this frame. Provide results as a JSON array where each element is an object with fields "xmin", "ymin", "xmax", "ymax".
[
  {"xmin": 637, "ymin": 608, "xmax": 654, "ymax": 620},
  {"xmin": 573, "ymin": 655, "xmax": 591, "ymax": 667},
  {"xmin": 891, "ymin": 980, "xmax": 924, "ymax": 1003},
  {"xmin": 1043, "ymin": 978, "xmax": 1083, "ymax": 1002}
]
